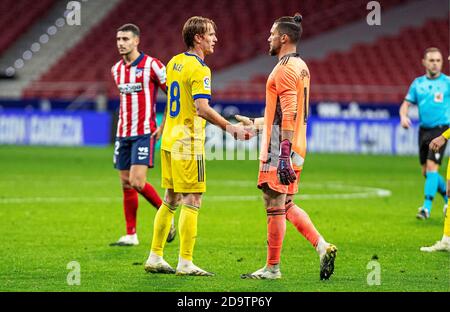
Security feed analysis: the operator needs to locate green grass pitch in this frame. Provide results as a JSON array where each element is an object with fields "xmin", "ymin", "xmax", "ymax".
[{"xmin": 0, "ymin": 145, "xmax": 449, "ymax": 292}]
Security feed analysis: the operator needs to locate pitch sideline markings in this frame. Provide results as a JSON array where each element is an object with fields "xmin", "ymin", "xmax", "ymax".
[
  {"xmin": 207, "ymin": 182, "xmax": 391, "ymax": 200},
  {"xmin": 0, "ymin": 181, "xmax": 391, "ymax": 204}
]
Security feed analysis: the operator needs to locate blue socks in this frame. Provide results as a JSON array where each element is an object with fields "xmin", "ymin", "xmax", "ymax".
[
  {"xmin": 437, "ymin": 174, "xmax": 448, "ymax": 204},
  {"xmin": 423, "ymin": 171, "xmax": 447, "ymax": 213}
]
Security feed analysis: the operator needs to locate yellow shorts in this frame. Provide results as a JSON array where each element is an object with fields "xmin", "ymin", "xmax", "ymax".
[
  {"xmin": 447, "ymin": 159, "xmax": 450, "ymax": 180},
  {"xmin": 161, "ymin": 149, "xmax": 206, "ymax": 193}
]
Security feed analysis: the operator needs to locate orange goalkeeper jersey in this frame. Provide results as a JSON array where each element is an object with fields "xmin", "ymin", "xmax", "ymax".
[{"xmin": 260, "ymin": 53, "xmax": 310, "ymax": 170}]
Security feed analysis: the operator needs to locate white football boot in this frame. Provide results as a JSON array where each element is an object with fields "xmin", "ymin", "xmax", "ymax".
[
  {"xmin": 240, "ymin": 265, "xmax": 281, "ymax": 280},
  {"xmin": 420, "ymin": 238, "xmax": 450, "ymax": 252},
  {"xmin": 416, "ymin": 207, "xmax": 430, "ymax": 220},
  {"xmin": 176, "ymin": 257, "xmax": 214, "ymax": 276},
  {"xmin": 144, "ymin": 252, "xmax": 175, "ymax": 274},
  {"xmin": 316, "ymin": 237, "xmax": 337, "ymax": 280},
  {"xmin": 110, "ymin": 233, "xmax": 139, "ymax": 246}
]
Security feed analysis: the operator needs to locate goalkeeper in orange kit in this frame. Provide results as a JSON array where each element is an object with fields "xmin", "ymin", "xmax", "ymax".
[{"xmin": 237, "ymin": 13, "xmax": 337, "ymax": 280}]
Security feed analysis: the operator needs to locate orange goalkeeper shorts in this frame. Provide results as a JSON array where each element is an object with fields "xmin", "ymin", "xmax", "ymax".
[{"xmin": 257, "ymin": 161, "xmax": 301, "ymax": 195}]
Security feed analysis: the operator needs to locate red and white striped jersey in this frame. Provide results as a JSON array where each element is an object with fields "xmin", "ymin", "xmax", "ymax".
[{"xmin": 111, "ymin": 52, "xmax": 166, "ymax": 137}]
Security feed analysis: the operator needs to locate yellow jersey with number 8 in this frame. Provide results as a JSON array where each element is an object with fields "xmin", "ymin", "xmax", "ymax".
[{"xmin": 161, "ymin": 52, "xmax": 212, "ymax": 155}]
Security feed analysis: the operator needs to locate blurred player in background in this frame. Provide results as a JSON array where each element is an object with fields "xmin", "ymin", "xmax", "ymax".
[
  {"xmin": 421, "ymin": 57, "xmax": 450, "ymax": 252},
  {"xmin": 110, "ymin": 23, "xmax": 175, "ymax": 246},
  {"xmin": 238, "ymin": 14, "xmax": 337, "ymax": 280},
  {"xmin": 399, "ymin": 47, "xmax": 450, "ymax": 220},
  {"xmin": 144, "ymin": 16, "xmax": 252, "ymax": 276},
  {"xmin": 421, "ymin": 127, "xmax": 450, "ymax": 252}
]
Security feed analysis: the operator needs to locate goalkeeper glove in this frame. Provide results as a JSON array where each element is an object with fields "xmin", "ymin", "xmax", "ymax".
[{"xmin": 277, "ymin": 139, "xmax": 296, "ymax": 185}]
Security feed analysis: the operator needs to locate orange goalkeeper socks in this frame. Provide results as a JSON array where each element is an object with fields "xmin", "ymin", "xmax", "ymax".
[
  {"xmin": 285, "ymin": 201, "xmax": 320, "ymax": 247},
  {"xmin": 266, "ymin": 207, "xmax": 286, "ymax": 266}
]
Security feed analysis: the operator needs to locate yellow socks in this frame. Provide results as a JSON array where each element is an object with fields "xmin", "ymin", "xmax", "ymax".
[
  {"xmin": 179, "ymin": 204, "xmax": 199, "ymax": 261},
  {"xmin": 151, "ymin": 202, "xmax": 200, "ymax": 261},
  {"xmin": 150, "ymin": 202, "xmax": 176, "ymax": 256},
  {"xmin": 444, "ymin": 204, "xmax": 450, "ymax": 238}
]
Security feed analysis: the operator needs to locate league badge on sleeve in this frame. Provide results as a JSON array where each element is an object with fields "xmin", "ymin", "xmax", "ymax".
[{"xmin": 203, "ymin": 77, "xmax": 211, "ymax": 90}]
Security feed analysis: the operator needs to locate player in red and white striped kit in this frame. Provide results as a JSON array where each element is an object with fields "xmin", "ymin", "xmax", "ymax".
[{"xmin": 110, "ymin": 23, "xmax": 175, "ymax": 246}]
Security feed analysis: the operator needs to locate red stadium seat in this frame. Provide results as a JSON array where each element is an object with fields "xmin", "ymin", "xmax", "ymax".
[
  {"xmin": 221, "ymin": 17, "xmax": 449, "ymax": 103},
  {"xmin": 0, "ymin": 0, "xmax": 55, "ymax": 56},
  {"xmin": 24, "ymin": 0, "xmax": 414, "ymax": 98}
]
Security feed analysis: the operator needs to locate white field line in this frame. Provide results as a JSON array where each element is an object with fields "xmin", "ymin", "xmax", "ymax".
[
  {"xmin": 0, "ymin": 182, "xmax": 391, "ymax": 204},
  {"xmin": 0, "ymin": 178, "xmax": 416, "ymax": 187},
  {"xmin": 0, "ymin": 197, "xmax": 116, "ymax": 204}
]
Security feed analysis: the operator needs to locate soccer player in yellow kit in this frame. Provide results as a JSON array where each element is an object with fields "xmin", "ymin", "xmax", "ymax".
[
  {"xmin": 422, "ymin": 127, "xmax": 450, "ymax": 252},
  {"xmin": 144, "ymin": 16, "xmax": 253, "ymax": 276}
]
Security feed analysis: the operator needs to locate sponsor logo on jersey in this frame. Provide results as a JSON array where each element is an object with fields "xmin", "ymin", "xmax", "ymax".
[{"xmin": 118, "ymin": 83, "xmax": 143, "ymax": 94}]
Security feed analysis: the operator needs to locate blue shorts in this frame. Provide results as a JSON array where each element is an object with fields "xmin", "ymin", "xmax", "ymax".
[{"xmin": 114, "ymin": 134, "xmax": 156, "ymax": 170}]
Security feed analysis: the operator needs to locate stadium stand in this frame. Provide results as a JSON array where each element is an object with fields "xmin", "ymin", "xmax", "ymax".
[
  {"xmin": 0, "ymin": 0, "xmax": 55, "ymax": 56},
  {"xmin": 22, "ymin": 0, "xmax": 411, "ymax": 99},
  {"xmin": 216, "ymin": 18, "xmax": 449, "ymax": 103},
  {"xmin": 0, "ymin": 0, "xmax": 119, "ymax": 98}
]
